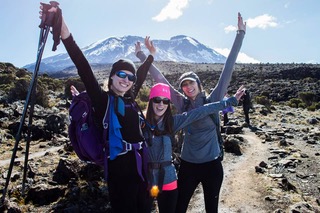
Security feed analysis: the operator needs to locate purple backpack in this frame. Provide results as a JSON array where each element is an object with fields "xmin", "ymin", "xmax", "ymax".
[{"xmin": 68, "ymin": 92, "xmax": 109, "ymax": 166}]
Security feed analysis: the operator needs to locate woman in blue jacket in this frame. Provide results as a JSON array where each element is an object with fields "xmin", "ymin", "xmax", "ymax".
[
  {"xmin": 144, "ymin": 83, "xmax": 245, "ymax": 213},
  {"xmin": 136, "ymin": 13, "xmax": 246, "ymax": 213}
]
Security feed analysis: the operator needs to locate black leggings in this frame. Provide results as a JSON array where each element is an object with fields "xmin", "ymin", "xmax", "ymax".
[
  {"xmin": 176, "ymin": 158, "xmax": 223, "ymax": 213},
  {"xmin": 108, "ymin": 178, "xmax": 150, "ymax": 213},
  {"xmin": 243, "ymin": 105, "xmax": 250, "ymax": 125},
  {"xmin": 108, "ymin": 153, "xmax": 150, "ymax": 213},
  {"xmin": 157, "ymin": 189, "xmax": 178, "ymax": 213},
  {"xmin": 147, "ymin": 188, "xmax": 178, "ymax": 213}
]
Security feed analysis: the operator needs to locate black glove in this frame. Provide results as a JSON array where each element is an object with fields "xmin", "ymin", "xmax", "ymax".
[
  {"xmin": 39, "ymin": 1, "xmax": 61, "ymax": 51},
  {"xmin": 51, "ymin": 7, "xmax": 62, "ymax": 51}
]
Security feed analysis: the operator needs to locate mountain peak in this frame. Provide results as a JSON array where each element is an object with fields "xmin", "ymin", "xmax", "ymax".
[{"xmin": 24, "ymin": 35, "xmax": 226, "ymax": 73}]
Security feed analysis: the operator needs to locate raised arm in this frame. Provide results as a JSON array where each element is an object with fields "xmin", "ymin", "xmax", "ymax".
[
  {"xmin": 135, "ymin": 37, "xmax": 169, "ymax": 84},
  {"xmin": 209, "ymin": 12, "xmax": 246, "ymax": 102},
  {"xmin": 135, "ymin": 36, "xmax": 185, "ymax": 110},
  {"xmin": 132, "ymin": 54, "xmax": 154, "ymax": 97},
  {"xmin": 173, "ymin": 85, "xmax": 245, "ymax": 133},
  {"xmin": 40, "ymin": 4, "xmax": 102, "ymax": 102}
]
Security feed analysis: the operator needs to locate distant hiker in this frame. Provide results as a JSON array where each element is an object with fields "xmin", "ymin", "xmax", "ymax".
[
  {"xmin": 40, "ymin": 4, "xmax": 155, "ymax": 213},
  {"xmin": 241, "ymin": 89, "xmax": 253, "ymax": 126},
  {"xmin": 143, "ymin": 83, "xmax": 244, "ymax": 213},
  {"xmin": 136, "ymin": 12, "xmax": 246, "ymax": 213}
]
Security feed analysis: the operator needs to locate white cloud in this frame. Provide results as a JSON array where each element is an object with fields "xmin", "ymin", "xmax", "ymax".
[
  {"xmin": 224, "ymin": 25, "xmax": 237, "ymax": 33},
  {"xmin": 247, "ymin": 14, "xmax": 278, "ymax": 29},
  {"xmin": 152, "ymin": 0, "xmax": 189, "ymax": 22},
  {"xmin": 224, "ymin": 14, "xmax": 278, "ymax": 33},
  {"xmin": 215, "ymin": 48, "xmax": 260, "ymax": 64},
  {"xmin": 237, "ymin": 52, "xmax": 261, "ymax": 64}
]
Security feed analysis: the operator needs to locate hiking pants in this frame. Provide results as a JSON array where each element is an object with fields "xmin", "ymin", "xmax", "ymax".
[
  {"xmin": 176, "ymin": 158, "xmax": 223, "ymax": 213},
  {"xmin": 223, "ymin": 113, "xmax": 229, "ymax": 126},
  {"xmin": 108, "ymin": 152, "xmax": 150, "ymax": 213},
  {"xmin": 157, "ymin": 188, "xmax": 178, "ymax": 213},
  {"xmin": 243, "ymin": 105, "xmax": 250, "ymax": 125}
]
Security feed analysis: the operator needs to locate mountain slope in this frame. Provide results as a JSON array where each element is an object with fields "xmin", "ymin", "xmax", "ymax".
[{"xmin": 24, "ymin": 35, "xmax": 226, "ymax": 73}]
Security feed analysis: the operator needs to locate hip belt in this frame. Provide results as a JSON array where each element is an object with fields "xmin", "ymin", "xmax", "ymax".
[{"xmin": 105, "ymin": 140, "xmax": 148, "ymax": 182}]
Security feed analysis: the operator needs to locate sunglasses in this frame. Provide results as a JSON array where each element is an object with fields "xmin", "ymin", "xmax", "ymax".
[
  {"xmin": 152, "ymin": 97, "xmax": 170, "ymax": 105},
  {"xmin": 116, "ymin": 71, "xmax": 136, "ymax": 82}
]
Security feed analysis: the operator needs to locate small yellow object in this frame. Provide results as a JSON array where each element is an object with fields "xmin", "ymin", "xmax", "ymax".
[{"xmin": 150, "ymin": 185, "xmax": 159, "ymax": 197}]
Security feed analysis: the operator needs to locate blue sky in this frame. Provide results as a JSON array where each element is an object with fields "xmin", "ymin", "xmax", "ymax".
[{"xmin": 1, "ymin": 0, "xmax": 319, "ymax": 68}]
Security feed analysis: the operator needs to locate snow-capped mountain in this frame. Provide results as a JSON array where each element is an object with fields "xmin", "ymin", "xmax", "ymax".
[{"xmin": 24, "ymin": 35, "xmax": 226, "ymax": 73}]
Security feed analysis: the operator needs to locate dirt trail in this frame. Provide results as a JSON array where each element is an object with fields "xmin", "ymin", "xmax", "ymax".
[{"xmin": 187, "ymin": 128, "xmax": 271, "ymax": 213}]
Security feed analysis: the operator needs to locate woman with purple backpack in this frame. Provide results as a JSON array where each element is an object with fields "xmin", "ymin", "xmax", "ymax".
[{"xmin": 39, "ymin": 4, "xmax": 155, "ymax": 213}]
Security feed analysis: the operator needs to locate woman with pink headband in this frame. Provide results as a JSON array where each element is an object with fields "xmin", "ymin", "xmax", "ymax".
[{"xmin": 144, "ymin": 83, "xmax": 244, "ymax": 213}]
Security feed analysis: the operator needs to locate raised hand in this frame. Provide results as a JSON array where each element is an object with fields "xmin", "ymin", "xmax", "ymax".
[
  {"xmin": 39, "ymin": 2, "xmax": 70, "ymax": 39},
  {"xmin": 234, "ymin": 85, "xmax": 246, "ymax": 101},
  {"xmin": 135, "ymin": 41, "xmax": 142, "ymax": 56},
  {"xmin": 144, "ymin": 36, "xmax": 156, "ymax": 56},
  {"xmin": 70, "ymin": 85, "xmax": 80, "ymax": 97},
  {"xmin": 238, "ymin": 12, "xmax": 246, "ymax": 33}
]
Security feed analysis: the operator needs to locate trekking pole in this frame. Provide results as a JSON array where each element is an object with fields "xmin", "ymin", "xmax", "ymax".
[
  {"xmin": 21, "ymin": 78, "xmax": 38, "ymax": 196},
  {"xmin": 0, "ymin": 1, "xmax": 59, "ymax": 207}
]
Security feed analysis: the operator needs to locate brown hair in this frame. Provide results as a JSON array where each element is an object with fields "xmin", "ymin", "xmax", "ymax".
[{"xmin": 145, "ymin": 100, "xmax": 173, "ymax": 136}]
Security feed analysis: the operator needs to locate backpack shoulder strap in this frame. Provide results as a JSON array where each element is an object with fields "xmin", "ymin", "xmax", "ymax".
[
  {"xmin": 102, "ymin": 94, "xmax": 110, "ymax": 142},
  {"xmin": 132, "ymin": 100, "xmax": 149, "ymax": 142},
  {"xmin": 183, "ymin": 98, "xmax": 191, "ymax": 112},
  {"xmin": 204, "ymin": 97, "xmax": 224, "ymax": 160}
]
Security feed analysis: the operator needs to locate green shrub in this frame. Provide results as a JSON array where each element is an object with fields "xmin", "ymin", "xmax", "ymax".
[
  {"xmin": 137, "ymin": 86, "xmax": 150, "ymax": 103},
  {"xmin": 255, "ymin": 95, "xmax": 271, "ymax": 111},
  {"xmin": 8, "ymin": 78, "xmax": 30, "ymax": 102},
  {"xmin": 135, "ymin": 99, "xmax": 148, "ymax": 111},
  {"xmin": 307, "ymin": 105, "xmax": 316, "ymax": 111},
  {"xmin": 39, "ymin": 76, "xmax": 64, "ymax": 91},
  {"xmin": 8, "ymin": 76, "xmax": 50, "ymax": 107},
  {"xmin": 298, "ymin": 102, "xmax": 307, "ymax": 109},
  {"xmin": 135, "ymin": 86, "xmax": 150, "ymax": 111},
  {"xmin": 288, "ymin": 98, "xmax": 303, "ymax": 108},
  {"xmin": 0, "ymin": 73, "xmax": 15, "ymax": 85},
  {"xmin": 0, "ymin": 63, "xmax": 5, "ymax": 71},
  {"xmin": 260, "ymin": 91, "xmax": 269, "ymax": 98},
  {"xmin": 314, "ymin": 102, "xmax": 320, "ymax": 110},
  {"xmin": 35, "ymin": 83, "xmax": 49, "ymax": 107},
  {"xmin": 307, "ymin": 102, "xmax": 320, "ymax": 111},
  {"xmin": 299, "ymin": 92, "xmax": 316, "ymax": 106},
  {"xmin": 16, "ymin": 69, "xmax": 30, "ymax": 78}
]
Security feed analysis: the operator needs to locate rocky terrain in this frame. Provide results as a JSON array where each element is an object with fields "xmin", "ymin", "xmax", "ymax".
[{"xmin": 0, "ymin": 62, "xmax": 319, "ymax": 212}]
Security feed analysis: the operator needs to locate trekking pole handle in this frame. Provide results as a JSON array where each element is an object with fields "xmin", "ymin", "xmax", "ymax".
[{"xmin": 39, "ymin": 1, "xmax": 60, "ymax": 28}]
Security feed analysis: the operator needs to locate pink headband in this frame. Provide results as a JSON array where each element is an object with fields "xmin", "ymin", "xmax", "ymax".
[{"xmin": 149, "ymin": 83, "xmax": 171, "ymax": 100}]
